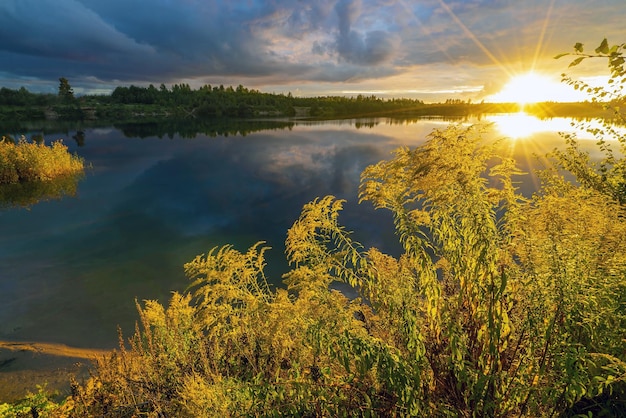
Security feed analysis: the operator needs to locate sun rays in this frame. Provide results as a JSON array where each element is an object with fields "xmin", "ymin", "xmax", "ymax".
[{"xmin": 435, "ymin": 0, "xmax": 573, "ymax": 104}]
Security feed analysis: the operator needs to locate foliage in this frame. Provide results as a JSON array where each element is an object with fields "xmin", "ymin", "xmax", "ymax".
[
  {"xmin": 545, "ymin": 38, "xmax": 626, "ymax": 416},
  {"xmin": 556, "ymin": 38, "xmax": 625, "ymax": 105},
  {"xmin": 7, "ymin": 39, "xmax": 626, "ymax": 417},
  {"xmin": 0, "ymin": 136, "xmax": 84, "ymax": 185},
  {"xmin": 55, "ymin": 119, "xmax": 625, "ymax": 417},
  {"xmin": 0, "ymin": 79, "xmax": 616, "ymax": 125},
  {"xmin": 0, "ymin": 385, "xmax": 71, "ymax": 418},
  {"xmin": 555, "ymin": 38, "xmax": 626, "ymax": 204}
]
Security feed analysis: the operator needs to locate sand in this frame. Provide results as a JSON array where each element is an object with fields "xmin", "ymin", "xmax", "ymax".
[{"xmin": 0, "ymin": 340, "xmax": 111, "ymax": 403}]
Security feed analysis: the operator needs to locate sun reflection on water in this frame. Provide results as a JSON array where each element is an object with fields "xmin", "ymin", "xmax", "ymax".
[
  {"xmin": 486, "ymin": 112, "xmax": 626, "ymax": 141},
  {"xmin": 486, "ymin": 112, "xmax": 571, "ymax": 139}
]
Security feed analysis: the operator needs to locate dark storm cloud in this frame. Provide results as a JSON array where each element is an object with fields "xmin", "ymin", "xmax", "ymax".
[
  {"xmin": 0, "ymin": 1, "xmax": 272, "ymax": 84},
  {"xmin": 0, "ymin": 0, "xmax": 404, "ymax": 90},
  {"xmin": 0, "ymin": 0, "xmax": 155, "ymax": 58},
  {"xmin": 337, "ymin": 25, "xmax": 399, "ymax": 65},
  {"xmin": 80, "ymin": 0, "xmax": 274, "ymax": 73},
  {"xmin": 0, "ymin": 0, "xmax": 623, "ymax": 96}
]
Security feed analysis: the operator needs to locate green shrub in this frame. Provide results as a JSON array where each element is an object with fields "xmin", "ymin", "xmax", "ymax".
[{"xmin": 0, "ymin": 385, "xmax": 68, "ymax": 418}]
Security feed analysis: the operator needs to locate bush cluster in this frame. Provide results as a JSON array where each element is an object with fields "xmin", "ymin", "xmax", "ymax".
[
  {"xmin": 0, "ymin": 136, "xmax": 84, "ymax": 184},
  {"xmin": 13, "ymin": 122, "xmax": 622, "ymax": 418}
]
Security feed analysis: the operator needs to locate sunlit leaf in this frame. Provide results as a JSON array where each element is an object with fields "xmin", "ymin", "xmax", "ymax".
[
  {"xmin": 569, "ymin": 56, "xmax": 585, "ymax": 68},
  {"xmin": 596, "ymin": 38, "xmax": 609, "ymax": 54}
]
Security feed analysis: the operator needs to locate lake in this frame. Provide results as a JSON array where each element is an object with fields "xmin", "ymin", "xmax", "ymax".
[{"xmin": 0, "ymin": 114, "xmax": 613, "ymax": 353}]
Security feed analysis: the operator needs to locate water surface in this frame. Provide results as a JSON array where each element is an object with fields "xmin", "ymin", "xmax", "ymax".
[{"xmin": 0, "ymin": 115, "xmax": 610, "ymax": 349}]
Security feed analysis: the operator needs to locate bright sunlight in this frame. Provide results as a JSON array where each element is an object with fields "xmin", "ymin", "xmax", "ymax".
[
  {"xmin": 487, "ymin": 72, "xmax": 587, "ymax": 104},
  {"xmin": 485, "ymin": 112, "xmax": 572, "ymax": 139}
]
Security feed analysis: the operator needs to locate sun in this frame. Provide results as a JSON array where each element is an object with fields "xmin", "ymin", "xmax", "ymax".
[{"xmin": 486, "ymin": 72, "xmax": 586, "ymax": 105}]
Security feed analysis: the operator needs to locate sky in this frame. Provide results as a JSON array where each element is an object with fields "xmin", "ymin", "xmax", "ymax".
[{"xmin": 0, "ymin": 0, "xmax": 624, "ymax": 102}]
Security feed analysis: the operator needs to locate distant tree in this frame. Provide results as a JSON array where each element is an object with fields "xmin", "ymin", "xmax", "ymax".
[
  {"xmin": 58, "ymin": 77, "xmax": 75, "ymax": 103},
  {"xmin": 110, "ymin": 86, "xmax": 129, "ymax": 103}
]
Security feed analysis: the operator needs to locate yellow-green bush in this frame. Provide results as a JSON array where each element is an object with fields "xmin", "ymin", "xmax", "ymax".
[
  {"xmin": 0, "ymin": 136, "xmax": 84, "ymax": 184},
  {"xmin": 58, "ymin": 124, "xmax": 625, "ymax": 418},
  {"xmin": 9, "ymin": 121, "xmax": 626, "ymax": 417},
  {"xmin": 0, "ymin": 385, "xmax": 70, "ymax": 418}
]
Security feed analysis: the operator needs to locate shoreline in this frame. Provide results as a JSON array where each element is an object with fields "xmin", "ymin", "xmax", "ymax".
[
  {"xmin": 0, "ymin": 340, "xmax": 110, "ymax": 359},
  {"xmin": 0, "ymin": 340, "xmax": 112, "ymax": 404}
]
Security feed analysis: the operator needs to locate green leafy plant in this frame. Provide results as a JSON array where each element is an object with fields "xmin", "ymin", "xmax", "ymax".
[
  {"xmin": 63, "ymin": 120, "xmax": 625, "ymax": 417},
  {"xmin": 555, "ymin": 38, "xmax": 626, "ymax": 204},
  {"xmin": 11, "ymin": 39, "xmax": 626, "ymax": 417},
  {"xmin": 0, "ymin": 385, "xmax": 69, "ymax": 418}
]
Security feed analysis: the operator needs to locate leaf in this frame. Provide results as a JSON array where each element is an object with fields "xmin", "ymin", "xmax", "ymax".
[
  {"xmin": 554, "ymin": 53, "xmax": 569, "ymax": 60},
  {"xmin": 595, "ymin": 38, "xmax": 609, "ymax": 54},
  {"xmin": 569, "ymin": 57, "xmax": 585, "ymax": 68},
  {"xmin": 574, "ymin": 42, "xmax": 584, "ymax": 53}
]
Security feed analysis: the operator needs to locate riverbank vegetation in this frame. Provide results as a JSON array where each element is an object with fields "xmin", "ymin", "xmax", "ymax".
[
  {"xmin": 1, "ymin": 40, "xmax": 625, "ymax": 417},
  {"xmin": 60, "ymin": 119, "xmax": 625, "ymax": 416},
  {"xmin": 0, "ymin": 136, "xmax": 83, "ymax": 185},
  {"xmin": 0, "ymin": 134, "xmax": 84, "ymax": 207}
]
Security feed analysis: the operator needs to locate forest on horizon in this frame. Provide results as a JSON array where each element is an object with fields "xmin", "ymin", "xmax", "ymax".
[{"xmin": 0, "ymin": 79, "xmax": 618, "ymax": 123}]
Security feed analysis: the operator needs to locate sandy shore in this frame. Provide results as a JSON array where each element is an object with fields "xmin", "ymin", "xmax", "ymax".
[
  {"xmin": 0, "ymin": 340, "xmax": 112, "ymax": 403},
  {"xmin": 0, "ymin": 340, "xmax": 110, "ymax": 359}
]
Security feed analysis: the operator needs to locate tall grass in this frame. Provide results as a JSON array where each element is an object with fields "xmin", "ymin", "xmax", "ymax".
[{"xmin": 0, "ymin": 136, "xmax": 84, "ymax": 184}]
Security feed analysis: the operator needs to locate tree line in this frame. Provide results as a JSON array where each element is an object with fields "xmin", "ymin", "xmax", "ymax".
[
  {"xmin": 0, "ymin": 79, "xmax": 429, "ymax": 120},
  {"xmin": 1, "ymin": 77, "xmax": 621, "ymax": 124}
]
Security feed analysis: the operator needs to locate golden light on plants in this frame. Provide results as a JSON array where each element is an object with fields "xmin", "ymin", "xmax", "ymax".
[{"xmin": 487, "ymin": 72, "xmax": 587, "ymax": 104}]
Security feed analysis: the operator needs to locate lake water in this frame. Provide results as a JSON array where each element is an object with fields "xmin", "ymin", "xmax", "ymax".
[{"xmin": 0, "ymin": 114, "xmax": 614, "ymax": 351}]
